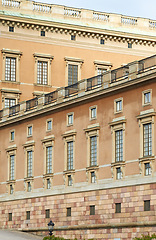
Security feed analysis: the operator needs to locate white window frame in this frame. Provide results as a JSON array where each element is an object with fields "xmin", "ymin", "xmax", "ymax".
[
  {"xmin": 142, "ymin": 89, "xmax": 152, "ymax": 106},
  {"xmin": 114, "ymin": 98, "xmax": 123, "ymax": 114}
]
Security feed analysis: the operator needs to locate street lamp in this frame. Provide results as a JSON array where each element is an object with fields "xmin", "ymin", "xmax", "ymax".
[{"xmin": 48, "ymin": 220, "xmax": 55, "ymax": 236}]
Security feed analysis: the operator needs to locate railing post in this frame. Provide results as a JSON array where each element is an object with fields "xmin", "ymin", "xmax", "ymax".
[
  {"xmin": 37, "ymin": 96, "xmax": 45, "ymax": 109},
  {"xmin": 102, "ymin": 72, "xmax": 111, "ymax": 88},
  {"xmin": 128, "ymin": 61, "xmax": 139, "ymax": 80},
  {"xmin": 57, "ymin": 88, "xmax": 65, "ymax": 102},
  {"xmin": 19, "ymin": 101, "xmax": 26, "ymax": 114},
  {"xmin": 2, "ymin": 108, "xmax": 9, "ymax": 120}
]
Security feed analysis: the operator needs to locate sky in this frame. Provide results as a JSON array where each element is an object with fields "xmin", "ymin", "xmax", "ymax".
[{"xmin": 34, "ymin": 0, "xmax": 156, "ymax": 20}]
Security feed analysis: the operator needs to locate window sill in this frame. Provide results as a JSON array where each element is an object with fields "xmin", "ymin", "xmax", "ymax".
[
  {"xmin": 34, "ymin": 83, "xmax": 52, "ymax": 87},
  {"xmin": 139, "ymin": 156, "xmax": 155, "ymax": 163},
  {"xmin": 111, "ymin": 161, "xmax": 125, "ymax": 167},
  {"xmin": 1, "ymin": 80, "xmax": 20, "ymax": 85}
]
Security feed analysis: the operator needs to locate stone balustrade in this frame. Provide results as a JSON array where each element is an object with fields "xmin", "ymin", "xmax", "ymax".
[{"xmin": 2, "ymin": 0, "xmax": 20, "ymax": 8}]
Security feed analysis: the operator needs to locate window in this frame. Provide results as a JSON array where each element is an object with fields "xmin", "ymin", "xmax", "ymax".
[
  {"xmin": 33, "ymin": 53, "xmax": 54, "ymax": 86},
  {"xmin": 9, "ymin": 155, "xmax": 15, "ymax": 181},
  {"xmin": 71, "ymin": 35, "xmax": 76, "ymax": 41},
  {"xmin": 115, "ymin": 203, "xmax": 121, "ymax": 213},
  {"xmin": 10, "ymin": 184, "xmax": 13, "ymax": 194},
  {"xmin": 143, "ymin": 123, "xmax": 152, "ymax": 157},
  {"xmin": 67, "ymin": 141, "xmax": 73, "ymax": 170},
  {"xmin": 67, "ymin": 113, "xmax": 73, "ymax": 126},
  {"xmin": 45, "ymin": 209, "xmax": 50, "ymax": 218},
  {"xmin": 115, "ymin": 98, "xmax": 123, "ymax": 113},
  {"xmin": 91, "ymin": 171, "xmax": 96, "ymax": 183},
  {"xmin": 90, "ymin": 106, "xmax": 97, "ymax": 120},
  {"xmin": 8, "ymin": 213, "xmax": 12, "ymax": 221},
  {"xmin": 97, "ymin": 68, "xmax": 106, "ymax": 75},
  {"xmin": 5, "ymin": 57, "xmax": 16, "ymax": 82},
  {"xmin": 27, "ymin": 151, "xmax": 33, "ymax": 178},
  {"xmin": 47, "ymin": 178, "xmax": 51, "ymax": 189},
  {"xmin": 145, "ymin": 162, "xmax": 151, "ymax": 176},
  {"xmin": 9, "ymin": 26, "xmax": 14, "ymax": 32},
  {"xmin": 47, "ymin": 119, "xmax": 52, "ymax": 131},
  {"xmin": 27, "ymin": 126, "xmax": 32, "ymax": 137},
  {"xmin": 26, "ymin": 211, "xmax": 30, "ymax": 220},
  {"xmin": 115, "ymin": 130, "xmax": 123, "ymax": 162},
  {"xmin": 100, "ymin": 39, "xmax": 104, "ymax": 45},
  {"xmin": 64, "ymin": 57, "xmax": 84, "ymax": 86},
  {"xmin": 128, "ymin": 43, "xmax": 132, "ymax": 48},
  {"xmin": 68, "ymin": 175, "xmax": 72, "ymax": 186},
  {"xmin": 5, "ymin": 98, "xmax": 16, "ymax": 108},
  {"xmin": 41, "ymin": 30, "xmax": 45, "ymax": 36},
  {"xmin": 67, "ymin": 207, "xmax": 71, "ymax": 217},
  {"xmin": 37, "ymin": 61, "xmax": 48, "ymax": 85},
  {"xmin": 143, "ymin": 90, "xmax": 152, "ymax": 106},
  {"xmin": 27, "ymin": 182, "xmax": 31, "ymax": 192},
  {"xmin": 90, "ymin": 136, "xmax": 97, "ymax": 166},
  {"xmin": 10, "ymin": 130, "xmax": 15, "ymax": 141},
  {"xmin": 144, "ymin": 200, "xmax": 150, "ymax": 211},
  {"xmin": 94, "ymin": 60, "xmax": 112, "ymax": 76},
  {"xmin": 116, "ymin": 167, "xmax": 122, "ymax": 179},
  {"xmin": 46, "ymin": 146, "xmax": 52, "ymax": 174},
  {"xmin": 90, "ymin": 205, "xmax": 95, "ymax": 215}
]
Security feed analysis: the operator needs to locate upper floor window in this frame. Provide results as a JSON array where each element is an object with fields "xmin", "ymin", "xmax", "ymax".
[
  {"xmin": 68, "ymin": 64, "xmax": 78, "ymax": 85},
  {"xmin": 143, "ymin": 123, "xmax": 152, "ymax": 157},
  {"xmin": 90, "ymin": 106, "xmax": 97, "ymax": 120},
  {"xmin": 142, "ymin": 90, "xmax": 152, "ymax": 106},
  {"xmin": 67, "ymin": 113, "xmax": 74, "ymax": 126},
  {"xmin": 67, "ymin": 141, "xmax": 73, "ymax": 170},
  {"xmin": 114, "ymin": 98, "xmax": 123, "ymax": 113},
  {"xmin": 5, "ymin": 57, "xmax": 16, "ymax": 82},
  {"xmin": 47, "ymin": 119, "xmax": 52, "ymax": 131},
  {"xmin": 90, "ymin": 136, "xmax": 97, "ymax": 166},
  {"xmin": 116, "ymin": 167, "xmax": 122, "ymax": 179},
  {"xmin": 71, "ymin": 35, "xmax": 76, "ymax": 41},
  {"xmin": 9, "ymin": 26, "xmax": 14, "ymax": 32},
  {"xmin": 27, "ymin": 125, "xmax": 33, "ymax": 137},
  {"xmin": 41, "ymin": 30, "xmax": 45, "ymax": 37},
  {"xmin": 91, "ymin": 171, "xmax": 96, "ymax": 183},
  {"xmin": 115, "ymin": 130, "xmax": 123, "ymax": 162},
  {"xmin": 37, "ymin": 61, "xmax": 48, "ymax": 85},
  {"xmin": 9, "ymin": 155, "xmax": 15, "ymax": 181},
  {"xmin": 68, "ymin": 175, "xmax": 72, "ymax": 186},
  {"xmin": 100, "ymin": 39, "xmax": 105, "ymax": 45},
  {"xmin": 145, "ymin": 162, "xmax": 151, "ymax": 176},
  {"xmin": 128, "ymin": 43, "xmax": 132, "ymax": 48},
  {"xmin": 10, "ymin": 130, "xmax": 15, "ymax": 141},
  {"xmin": 27, "ymin": 151, "xmax": 33, "ymax": 178},
  {"xmin": 5, "ymin": 98, "xmax": 16, "ymax": 108}
]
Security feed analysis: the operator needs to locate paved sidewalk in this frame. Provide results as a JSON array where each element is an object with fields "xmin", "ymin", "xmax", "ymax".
[{"xmin": 0, "ymin": 229, "xmax": 43, "ymax": 240}]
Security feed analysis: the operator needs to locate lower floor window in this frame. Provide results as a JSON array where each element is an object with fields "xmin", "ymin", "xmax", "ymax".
[
  {"xmin": 10, "ymin": 184, "xmax": 13, "ymax": 194},
  {"xmin": 91, "ymin": 171, "xmax": 96, "ymax": 183},
  {"xmin": 47, "ymin": 178, "xmax": 51, "ymax": 189},
  {"xmin": 67, "ymin": 207, "xmax": 71, "ymax": 217},
  {"xmin": 68, "ymin": 175, "xmax": 72, "ymax": 186},
  {"xmin": 45, "ymin": 209, "xmax": 50, "ymax": 218},
  {"xmin": 26, "ymin": 211, "xmax": 30, "ymax": 220},
  {"xmin": 27, "ymin": 182, "xmax": 31, "ymax": 192},
  {"xmin": 8, "ymin": 213, "xmax": 12, "ymax": 221},
  {"xmin": 115, "ymin": 203, "xmax": 121, "ymax": 213},
  {"xmin": 116, "ymin": 167, "xmax": 122, "ymax": 179},
  {"xmin": 145, "ymin": 162, "xmax": 151, "ymax": 176},
  {"xmin": 144, "ymin": 200, "xmax": 150, "ymax": 211},
  {"xmin": 90, "ymin": 205, "xmax": 95, "ymax": 215}
]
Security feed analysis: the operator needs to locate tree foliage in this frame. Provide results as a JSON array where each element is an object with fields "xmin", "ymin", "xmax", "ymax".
[{"xmin": 133, "ymin": 234, "xmax": 156, "ymax": 240}]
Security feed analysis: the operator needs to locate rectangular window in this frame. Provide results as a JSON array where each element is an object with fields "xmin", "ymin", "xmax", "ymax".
[
  {"xmin": 90, "ymin": 136, "xmax": 97, "ymax": 166},
  {"xmin": 144, "ymin": 200, "xmax": 150, "ymax": 211},
  {"xmin": 27, "ymin": 182, "xmax": 31, "ymax": 192},
  {"xmin": 68, "ymin": 175, "xmax": 72, "ymax": 186},
  {"xmin": 10, "ymin": 184, "xmax": 13, "ymax": 194},
  {"xmin": 28, "ymin": 126, "xmax": 32, "ymax": 137},
  {"xmin": 68, "ymin": 64, "xmax": 78, "ymax": 85},
  {"xmin": 5, "ymin": 57, "xmax": 16, "ymax": 81},
  {"xmin": 91, "ymin": 171, "xmax": 96, "ymax": 183},
  {"xmin": 10, "ymin": 155, "xmax": 15, "ymax": 181},
  {"xmin": 67, "ymin": 141, "xmax": 73, "ymax": 170},
  {"xmin": 45, "ymin": 209, "xmax": 50, "ymax": 218},
  {"xmin": 68, "ymin": 114, "xmax": 73, "ymax": 126},
  {"xmin": 143, "ymin": 123, "xmax": 152, "ymax": 157},
  {"xmin": 116, "ymin": 100, "xmax": 122, "ymax": 112},
  {"xmin": 90, "ymin": 205, "xmax": 95, "ymax": 215},
  {"xmin": 71, "ymin": 35, "xmax": 76, "ymax": 41},
  {"xmin": 67, "ymin": 207, "xmax": 71, "ymax": 216},
  {"xmin": 128, "ymin": 43, "xmax": 132, "ymax": 48},
  {"xmin": 97, "ymin": 68, "xmax": 106, "ymax": 75},
  {"xmin": 26, "ymin": 211, "xmax": 30, "ymax": 220},
  {"xmin": 116, "ymin": 167, "xmax": 122, "ymax": 180},
  {"xmin": 5, "ymin": 98, "xmax": 16, "ymax": 108},
  {"xmin": 37, "ymin": 61, "xmax": 48, "ymax": 85},
  {"xmin": 47, "ymin": 178, "xmax": 51, "ymax": 189},
  {"xmin": 27, "ymin": 151, "xmax": 33, "ymax": 177},
  {"xmin": 47, "ymin": 120, "xmax": 52, "ymax": 131},
  {"xmin": 145, "ymin": 163, "xmax": 151, "ymax": 176},
  {"xmin": 144, "ymin": 92, "xmax": 151, "ymax": 104},
  {"xmin": 91, "ymin": 107, "xmax": 96, "ymax": 119},
  {"xmin": 115, "ymin": 203, "xmax": 121, "ymax": 213},
  {"xmin": 8, "ymin": 213, "xmax": 12, "ymax": 221},
  {"xmin": 10, "ymin": 131, "xmax": 15, "ymax": 141},
  {"xmin": 9, "ymin": 26, "xmax": 14, "ymax": 32},
  {"xmin": 115, "ymin": 130, "xmax": 123, "ymax": 162},
  {"xmin": 41, "ymin": 30, "xmax": 45, "ymax": 36},
  {"xmin": 46, "ymin": 146, "xmax": 52, "ymax": 174},
  {"xmin": 100, "ymin": 39, "xmax": 105, "ymax": 45}
]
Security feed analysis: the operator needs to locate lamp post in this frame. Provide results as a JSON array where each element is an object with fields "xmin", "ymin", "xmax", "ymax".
[{"xmin": 48, "ymin": 220, "xmax": 55, "ymax": 236}]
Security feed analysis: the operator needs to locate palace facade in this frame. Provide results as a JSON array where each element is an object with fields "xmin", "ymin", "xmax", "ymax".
[{"xmin": 0, "ymin": 0, "xmax": 156, "ymax": 240}]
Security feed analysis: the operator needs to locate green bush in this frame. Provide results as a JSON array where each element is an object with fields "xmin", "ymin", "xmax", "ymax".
[
  {"xmin": 133, "ymin": 234, "xmax": 156, "ymax": 240},
  {"xmin": 43, "ymin": 236, "xmax": 95, "ymax": 240}
]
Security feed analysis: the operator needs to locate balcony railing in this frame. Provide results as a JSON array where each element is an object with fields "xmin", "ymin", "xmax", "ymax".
[
  {"xmin": 149, "ymin": 21, "xmax": 156, "ymax": 28},
  {"xmin": 26, "ymin": 98, "xmax": 38, "ymax": 111},
  {"xmin": 2, "ymin": 0, "xmax": 20, "ymax": 7},
  {"xmin": 44, "ymin": 91, "xmax": 58, "ymax": 105},
  {"xmin": 93, "ymin": 12, "xmax": 109, "ymax": 21},
  {"xmin": 87, "ymin": 75, "xmax": 103, "ymax": 91},
  {"xmin": 121, "ymin": 16, "xmax": 137, "ymax": 25},
  {"xmin": 33, "ymin": 2, "xmax": 51, "ymax": 13},
  {"xmin": 64, "ymin": 7, "xmax": 81, "ymax": 18},
  {"xmin": 65, "ymin": 82, "xmax": 79, "ymax": 97},
  {"xmin": 111, "ymin": 66, "xmax": 129, "ymax": 83},
  {"xmin": 138, "ymin": 55, "xmax": 156, "ymax": 73},
  {"xmin": 9, "ymin": 104, "xmax": 20, "ymax": 117}
]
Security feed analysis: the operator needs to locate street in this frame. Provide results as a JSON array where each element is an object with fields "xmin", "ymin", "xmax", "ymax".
[{"xmin": 0, "ymin": 229, "xmax": 43, "ymax": 240}]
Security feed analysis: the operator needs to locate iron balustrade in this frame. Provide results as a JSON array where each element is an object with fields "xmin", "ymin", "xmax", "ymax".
[
  {"xmin": 87, "ymin": 75, "xmax": 103, "ymax": 91},
  {"xmin": 9, "ymin": 104, "xmax": 20, "ymax": 117},
  {"xmin": 138, "ymin": 55, "xmax": 156, "ymax": 73},
  {"xmin": 65, "ymin": 82, "xmax": 79, "ymax": 97},
  {"xmin": 26, "ymin": 98, "xmax": 38, "ymax": 111},
  {"xmin": 44, "ymin": 91, "xmax": 58, "ymax": 105},
  {"xmin": 0, "ymin": 110, "xmax": 3, "ymax": 120},
  {"xmin": 111, "ymin": 66, "xmax": 129, "ymax": 83}
]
